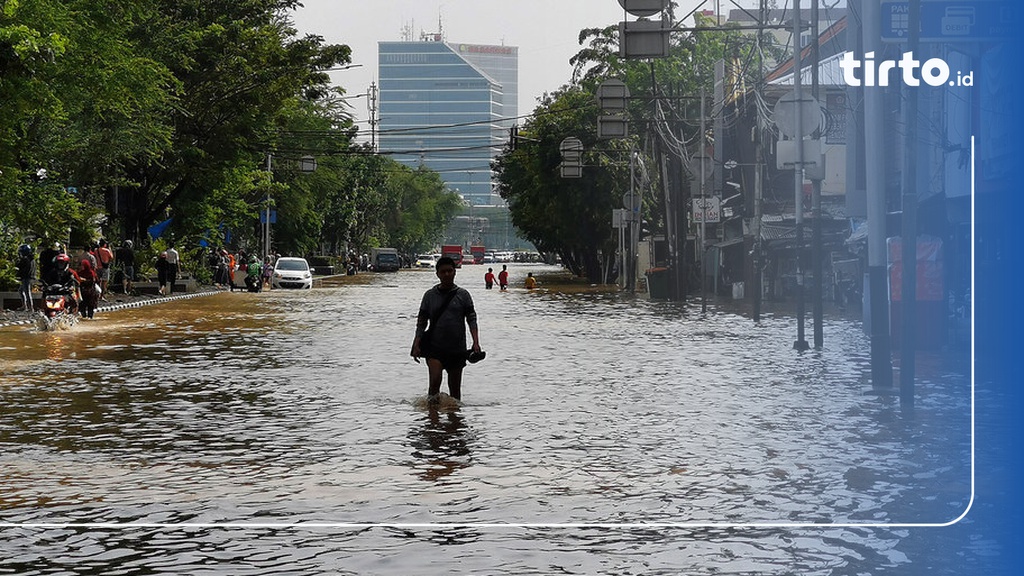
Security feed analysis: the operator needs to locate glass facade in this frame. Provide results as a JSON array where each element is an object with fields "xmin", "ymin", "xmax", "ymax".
[{"xmin": 378, "ymin": 40, "xmax": 518, "ymax": 206}]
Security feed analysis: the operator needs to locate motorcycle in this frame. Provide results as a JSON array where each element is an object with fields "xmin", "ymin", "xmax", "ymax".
[{"xmin": 36, "ymin": 282, "xmax": 80, "ymax": 331}]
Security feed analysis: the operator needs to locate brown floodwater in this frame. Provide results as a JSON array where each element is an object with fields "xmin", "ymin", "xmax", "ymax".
[{"xmin": 0, "ymin": 264, "xmax": 981, "ymax": 574}]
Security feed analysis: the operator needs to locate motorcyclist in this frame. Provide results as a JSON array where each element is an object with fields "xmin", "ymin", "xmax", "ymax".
[
  {"xmin": 42, "ymin": 253, "xmax": 80, "ymax": 313},
  {"xmin": 245, "ymin": 253, "xmax": 262, "ymax": 292}
]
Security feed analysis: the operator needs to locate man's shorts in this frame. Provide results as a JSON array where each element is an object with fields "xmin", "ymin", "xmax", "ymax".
[
  {"xmin": 427, "ymin": 350, "xmax": 467, "ymax": 371},
  {"xmin": 98, "ymin": 267, "xmax": 111, "ymax": 281}
]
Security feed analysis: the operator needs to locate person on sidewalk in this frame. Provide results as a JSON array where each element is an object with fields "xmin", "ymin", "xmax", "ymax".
[
  {"xmin": 164, "ymin": 244, "xmax": 179, "ymax": 295},
  {"xmin": 115, "ymin": 240, "xmax": 136, "ymax": 295},
  {"xmin": 96, "ymin": 239, "xmax": 114, "ymax": 301},
  {"xmin": 156, "ymin": 252, "xmax": 170, "ymax": 296},
  {"xmin": 410, "ymin": 257, "xmax": 482, "ymax": 404},
  {"xmin": 16, "ymin": 244, "xmax": 36, "ymax": 311}
]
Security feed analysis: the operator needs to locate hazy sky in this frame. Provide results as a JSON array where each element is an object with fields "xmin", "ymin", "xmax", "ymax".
[{"xmin": 288, "ymin": 0, "xmax": 711, "ymax": 128}]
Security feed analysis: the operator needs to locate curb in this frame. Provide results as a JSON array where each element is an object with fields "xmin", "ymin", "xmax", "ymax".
[{"xmin": 0, "ymin": 290, "xmax": 222, "ymax": 329}]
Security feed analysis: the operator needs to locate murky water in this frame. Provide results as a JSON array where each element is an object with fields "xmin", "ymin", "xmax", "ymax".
[{"xmin": 0, "ymin": 264, "xmax": 982, "ymax": 574}]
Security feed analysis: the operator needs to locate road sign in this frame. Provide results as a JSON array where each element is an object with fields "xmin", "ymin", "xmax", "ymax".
[
  {"xmin": 692, "ymin": 197, "xmax": 721, "ymax": 224},
  {"xmin": 612, "ymin": 208, "xmax": 626, "ymax": 229},
  {"xmin": 559, "ymin": 137, "xmax": 583, "ymax": 178},
  {"xmin": 596, "ymin": 79, "xmax": 629, "ymax": 111},
  {"xmin": 619, "ymin": 19, "xmax": 670, "ymax": 59},
  {"xmin": 773, "ymin": 91, "xmax": 821, "ymax": 138},
  {"xmin": 881, "ymin": 2, "xmax": 1014, "ymax": 42},
  {"xmin": 622, "ymin": 192, "xmax": 639, "ymax": 211},
  {"xmin": 259, "ymin": 210, "xmax": 277, "ymax": 224},
  {"xmin": 617, "ymin": 0, "xmax": 668, "ymax": 17}
]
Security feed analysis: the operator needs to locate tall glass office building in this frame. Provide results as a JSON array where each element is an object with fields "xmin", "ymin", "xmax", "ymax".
[{"xmin": 378, "ymin": 39, "xmax": 518, "ymax": 206}]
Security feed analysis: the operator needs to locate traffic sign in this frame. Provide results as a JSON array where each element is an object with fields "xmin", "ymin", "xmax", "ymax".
[
  {"xmin": 622, "ymin": 192, "xmax": 640, "ymax": 212},
  {"xmin": 881, "ymin": 2, "xmax": 1014, "ymax": 42},
  {"xmin": 617, "ymin": 0, "xmax": 668, "ymax": 17},
  {"xmin": 692, "ymin": 197, "xmax": 721, "ymax": 224},
  {"xmin": 773, "ymin": 91, "xmax": 821, "ymax": 139}
]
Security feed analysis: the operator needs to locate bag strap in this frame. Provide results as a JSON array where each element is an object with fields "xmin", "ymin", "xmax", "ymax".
[{"xmin": 430, "ymin": 288, "xmax": 460, "ymax": 325}]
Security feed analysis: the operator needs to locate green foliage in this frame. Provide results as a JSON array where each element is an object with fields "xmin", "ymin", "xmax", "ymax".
[
  {"xmin": 387, "ymin": 166, "xmax": 464, "ymax": 256},
  {"xmin": 494, "ymin": 13, "xmax": 772, "ymax": 283},
  {"xmin": 493, "ymin": 87, "xmax": 626, "ymax": 282},
  {"xmin": 0, "ymin": 0, "xmax": 538, "ymax": 286}
]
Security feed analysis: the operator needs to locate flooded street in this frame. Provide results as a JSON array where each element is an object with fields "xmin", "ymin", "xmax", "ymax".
[{"xmin": 0, "ymin": 264, "xmax": 984, "ymax": 574}]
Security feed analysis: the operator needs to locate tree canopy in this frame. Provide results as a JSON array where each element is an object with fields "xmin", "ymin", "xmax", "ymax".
[
  {"xmin": 0, "ymin": 0, "xmax": 460, "ymax": 287},
  {"xmin": 493, "ymin": 14, "xmax": 771, "ymax": 283}
]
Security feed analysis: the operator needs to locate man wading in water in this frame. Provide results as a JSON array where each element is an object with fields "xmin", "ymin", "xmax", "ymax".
[{"xmin": 411, "ymin": 256, "xmax": 482, "ymax": 404}]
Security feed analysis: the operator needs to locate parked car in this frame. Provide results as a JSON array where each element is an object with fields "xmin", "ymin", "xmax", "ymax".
[
  {"xmin": 415, "ymin": 253, "xmax": 437, "ymax": 268},
  {"xmin": 272, "ymin": 257, "xmax": 313, "ymax": 289}
]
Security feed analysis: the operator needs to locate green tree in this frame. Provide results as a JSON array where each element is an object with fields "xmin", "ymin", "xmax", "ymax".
[
  {"xmin": 493, "ymin": 14, "xmax": 770, "ymax": 285},
  {"xmin": 0, "ymin": 0, "xmax": 174, "ymax": 248},
  {"xmin": 116, "ymin": 0, "xmax": 351, "ymax": 245},
  {"xmin": 493, "ymin": 88, "xmax": 627, "ymax": 282},
  {"xmin": 386, "ymin": 165, "xmax": 464, "ymax": 256}
]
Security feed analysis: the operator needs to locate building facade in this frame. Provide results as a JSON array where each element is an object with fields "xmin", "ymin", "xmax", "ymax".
[{"xmin": 377, "ymin": 39, "xmax": 518, "ymax": 206}]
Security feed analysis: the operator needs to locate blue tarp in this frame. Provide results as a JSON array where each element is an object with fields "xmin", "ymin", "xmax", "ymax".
[{"xmin": 148, "ymin": 217, "xmax": 173, "ymax": 239}]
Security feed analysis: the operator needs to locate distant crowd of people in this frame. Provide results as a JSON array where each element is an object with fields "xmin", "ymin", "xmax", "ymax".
[
  {"xmin": 14, "ymin": 239, "xmax": 293, "ymax": 316},
  {"xmin": 207, "ymin": 248, "xmax": 275, "ymax": 292},
  {"xmin": 15, "ymin": 238, "xmax": 142, "ymax": 317}
]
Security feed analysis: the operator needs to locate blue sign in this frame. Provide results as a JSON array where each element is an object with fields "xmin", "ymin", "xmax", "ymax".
[
  {"xmin": 881, "ymin": 2, "xmax": 1015, "ymax": 42},
  {"xmin": 259, "ymin": 210, "xmax": 277, "ymax": 224}
]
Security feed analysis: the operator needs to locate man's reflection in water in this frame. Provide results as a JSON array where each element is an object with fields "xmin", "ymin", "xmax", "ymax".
[{"xmin": 409, "ymin": 405, "xmax": 472, "ymax": 482}]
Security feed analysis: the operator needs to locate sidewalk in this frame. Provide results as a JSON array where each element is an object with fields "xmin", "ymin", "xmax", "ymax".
[{"xmin": 0, "ymin": 286, "xmax": 221, "ymax": 329}]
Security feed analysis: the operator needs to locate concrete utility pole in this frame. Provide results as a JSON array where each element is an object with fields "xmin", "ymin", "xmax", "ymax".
[
  {"xmin": 700, "ymin": 85, "xmax": 708, "ymax": 314},
  {"xmin": 862, "ymin": 0, "xmax": 894, "ymax": 388},
  {"xmin": 810, "ymin": 0, "xmax": 824, "ymax": 349},
  {"xmin": 752, "ymin": 0, "xmax": 767, "ymax": 324},
  {"xmin": 793, "ymin": 0, "xmax": 809, "ymax": 351},
  {"xmin": 753, "ymin": 119, "xmax": 765, "ymax": 323},
  {"xmin": 900, "ymin": 0, "xmax": 921, "ymax": 409}
]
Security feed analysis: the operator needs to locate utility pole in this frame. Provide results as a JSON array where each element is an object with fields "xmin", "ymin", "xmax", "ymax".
[
  {"xmin": 792, "ymin": 0, "xmax": 809, "ymax": 351},
  {"xmin": 368, "ymin": 82, "xmax": 378, "ymax": 151},
  {"xmin": 753, "ymin": 115, "xmax": 764, "ymax": 323},
  {"xmin": 810, "ymin": 0, "xmax": 824, "ymax": 349},
  {"xmin": 900, "ymin": 0, "xmax": 921, "ymax": 409},
  {"xmin": 863, "ymin": 0, "xmax": 894, "ymax": 389},
  {"xmin": 752, "ymin": 0, "xmax": 767, "ymax": 324},
  {"xmin": 700, "ymin": 85, "xmax": 708, "ymax": 314}
]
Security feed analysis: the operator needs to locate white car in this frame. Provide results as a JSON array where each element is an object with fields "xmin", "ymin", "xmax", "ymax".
[
  {"xmin": 272, "ymin": 257, "xmax": 313, "ymax": 289},
  {"xmin": 415, "ymin": 254, "xmax": 437, "ymax": 268}
]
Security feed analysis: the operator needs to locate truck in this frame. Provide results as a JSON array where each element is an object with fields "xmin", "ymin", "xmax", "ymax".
[
  {"xmin": 469, "ymin": 245, "xmax": 486, "ymax": 265},
  {"xmin": 441, "ymin": 244, "xmax": 464, "ymax": 268},
  {"xmin": 370, "ymin": 247, "xmax": 401, "ymax": 272}
]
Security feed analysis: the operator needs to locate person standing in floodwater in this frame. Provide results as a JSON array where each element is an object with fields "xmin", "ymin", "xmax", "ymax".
[
  {"xmin": 497, "ymin": 264, "xmax": 509, "ymax": 291},
  {"xmin": 484, "ymin": 267, "xmax": 497, "ymax": 289},
  {"xmin": 411, "ymin": 256, "xmax": 481, "ymax": 403}
]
